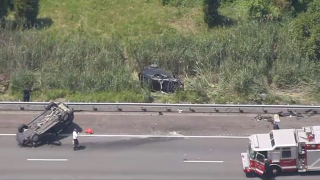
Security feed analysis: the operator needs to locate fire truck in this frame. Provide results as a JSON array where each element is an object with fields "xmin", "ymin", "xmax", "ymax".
[{"xmin": 241, "ymin": 115, "xmax": 320, "ymax": 177}]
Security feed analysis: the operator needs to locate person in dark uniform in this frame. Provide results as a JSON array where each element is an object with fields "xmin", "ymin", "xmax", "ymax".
[
  {"xmin": 273, "ymin": 121, "xmax": 280, "ymax": 130},
  {"xmin": 264, "ymin": 159, "xmax": 276, "ymax": 180},
  {"xmin": 23, "ymin": 87, "xmax": 31, "ymax": 102}
]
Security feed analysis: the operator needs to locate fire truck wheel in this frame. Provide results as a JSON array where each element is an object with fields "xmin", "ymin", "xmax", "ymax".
[
  {"xmin": 270, "ymin": 165, "xmax": 282, "ymax": 176},
  {"xmin": 245, "ymin": 172, "xmax": 254, "ymax": 178}
]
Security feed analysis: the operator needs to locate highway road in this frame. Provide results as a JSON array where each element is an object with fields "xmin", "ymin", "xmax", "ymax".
[
  {"xmin": 0, "ymin": 111, "xmax": 319, "ymax": 136},
  {"xmin": 0, "ymin": 111, "xmax": 320, "ymax": 179},
  {"xmin": 1, "ymin": 136, "xmax": 320, "ymax": 180}
]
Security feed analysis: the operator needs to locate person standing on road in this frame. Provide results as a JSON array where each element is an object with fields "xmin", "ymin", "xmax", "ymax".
[
  {"xmin": 73, "ymin": 129, "xmax": 79, "ymax": 151},
  {"xmin": 273, "ymin": 121, "xmax": 280, "ymax": 130},
  {"xmin": 264, "ymin": 159, "xmax": 276, "ymax": 180}
]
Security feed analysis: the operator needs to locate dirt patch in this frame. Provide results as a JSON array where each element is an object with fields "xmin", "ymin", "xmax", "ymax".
[{"xmin": 170, "ymin": 17, "xmax": 198, "ymax": 34}]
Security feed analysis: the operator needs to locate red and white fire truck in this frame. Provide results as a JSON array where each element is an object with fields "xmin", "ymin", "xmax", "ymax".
[{"xmin": 241, "ymin": 123, "xmax": 320, "ymax": 177}]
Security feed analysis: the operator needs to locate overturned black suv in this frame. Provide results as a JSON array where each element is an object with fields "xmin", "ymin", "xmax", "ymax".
[{"xmin": 138, "ymin": 64, "xmax": 184, "ymax": 93}]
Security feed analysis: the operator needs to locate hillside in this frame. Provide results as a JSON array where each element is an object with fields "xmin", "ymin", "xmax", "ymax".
[{"xmin": 0, "ymin": 0, "xmax": 320, "ymax": 104}]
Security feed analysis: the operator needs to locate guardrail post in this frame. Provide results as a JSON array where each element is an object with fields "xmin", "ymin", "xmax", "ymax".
[
  {"xmin": 238, "ymin": 103, "xmax": 243, "ymax": 113},
  {"xmin": 262, "ymin": 105, "xmax": 268, "ymax": 113}
]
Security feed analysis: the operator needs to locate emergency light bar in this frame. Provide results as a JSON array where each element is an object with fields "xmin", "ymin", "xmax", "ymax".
[{"xmin": 306, "ymin": 144, "xmax": 320, "ymax": 150}]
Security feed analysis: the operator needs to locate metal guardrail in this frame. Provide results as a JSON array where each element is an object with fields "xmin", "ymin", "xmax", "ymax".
[{"xmin": 0, "ymin": 102, "xmax": 319, "ymax": 114}]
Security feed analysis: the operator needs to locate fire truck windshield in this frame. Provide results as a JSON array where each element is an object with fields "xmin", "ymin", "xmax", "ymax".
[{"xmin": 248, "ymin": 141, "xmax": 256, "ymax": 159}]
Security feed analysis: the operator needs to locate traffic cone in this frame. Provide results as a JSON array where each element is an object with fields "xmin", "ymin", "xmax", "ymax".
[{"xmin": 85, "ymin": 128, "xmax": 94, "ymax": 134}]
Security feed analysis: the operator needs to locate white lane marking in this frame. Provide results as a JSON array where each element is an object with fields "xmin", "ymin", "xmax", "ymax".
[
  {"xmin": 184, "ymin": 160, "xmax": 224, "ymax": 163},
  {"xmin": 27, "ymin": 159, "xmax": 68, "ymax": 161},
  {"xmin": 0, "ymin": 133, "xmax": 249, "ymax": 139},
  {"xmin": 0, "ymin": 134, "xmax": 16, "ymax": 136}
]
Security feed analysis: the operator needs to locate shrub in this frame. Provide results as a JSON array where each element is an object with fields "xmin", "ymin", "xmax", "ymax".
[
  {"xmin": 0, "ymin": 0, "xmax": 9, "ymax": 25},
  {"xmin": 14, "ymin": 0, "xmax": 39, "ymax": 26},
  {"xmin": 203, "ymin": 0, "xmax": 221, "ymax": 27},
  {"xmin": 291, "ymin": 0, "xmax": 320, "ymax": 60}
]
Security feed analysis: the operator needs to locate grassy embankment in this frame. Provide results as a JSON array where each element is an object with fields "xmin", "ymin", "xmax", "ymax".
[{"xmin": 0, "ymin": 0, "xmax": 319, "ymax": 104}]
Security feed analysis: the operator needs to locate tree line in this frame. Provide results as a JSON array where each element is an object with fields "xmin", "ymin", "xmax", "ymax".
[
  {"xmin": 162, "ymin": 0, "xmax": 313, "ymax": 26},
  {"xmin": 163, "ymin": 0, "xmax": 319, "ymax": 60},
  {"xmin": 0, "ymin": 0, "xmax": 39, "ymax": 28}
]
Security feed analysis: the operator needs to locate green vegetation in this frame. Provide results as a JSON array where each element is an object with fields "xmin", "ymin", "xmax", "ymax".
[
  {"xmin": 13, "ymin": 0, "xmax": 40, "ymax": 27},
  {"xmin": 0, "ymin": 0, "xmax": 320, "ymax": 104}
]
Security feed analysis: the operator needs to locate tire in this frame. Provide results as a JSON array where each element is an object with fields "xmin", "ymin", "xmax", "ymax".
[
  {"xmin": 18, "ymin": 124, "xmax": 28, "ymax": 133},
  {"xmin": 61, "ymin": 113, "xmax": 69, "ymax": 122},
  {"xmin": 245, "ymin": 172, "xmax": 254, "ymax": 178},
  {"xmin": 270, "ymin": 165, "xmax": 282, "ymax": 176},
  {"xmin": 31, "ymin": 133, "xmax": 39, "ymax": 142},
  {"xmin": 45, "ymin": 102, "xmax": 58, "ymax": 110},
  {"xmin": 68, "ymin": 111, "xmax": 74, "ymax": 122}
]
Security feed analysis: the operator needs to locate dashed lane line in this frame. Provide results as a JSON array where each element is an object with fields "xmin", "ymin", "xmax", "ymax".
[{"xmin": 27, "ymin": 159, "xmax": 68, "ymax": 161}]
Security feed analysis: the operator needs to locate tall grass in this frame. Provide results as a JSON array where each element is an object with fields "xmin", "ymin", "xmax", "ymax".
[{"xmin": 0, "ymin": 19, "xmax": 318, "ymax": 103}]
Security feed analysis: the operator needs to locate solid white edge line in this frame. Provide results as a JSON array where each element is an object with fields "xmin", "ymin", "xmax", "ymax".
[
  {"xmin": 0, "ymin": 133, "xmax": 249, "ymax": 139},
  {"xmin": 27, "ymin": 159, "xmax": 68, "ymax": 161},
  {"xmin": 184, "ymin": 160, "xmax": 224, "ymax": 163},
  {"xmin": 0, "ymin": 134, "xmax": 16, "ymax": 136}
]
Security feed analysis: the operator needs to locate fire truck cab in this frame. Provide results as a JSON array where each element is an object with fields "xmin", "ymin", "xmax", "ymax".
[{"xmin": 241, "ymin": 125, "xmax": 320, "ymax": 177}]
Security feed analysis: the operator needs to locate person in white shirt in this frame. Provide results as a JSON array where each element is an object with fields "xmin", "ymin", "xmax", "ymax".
[{"xmin": 73, "ymin": 129, "xmax": 79, "ymax": 150}]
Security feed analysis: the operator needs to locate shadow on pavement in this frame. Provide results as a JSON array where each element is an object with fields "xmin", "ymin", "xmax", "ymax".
[
  {"xmin": 80, "ymin": 137, "xmax": 180, "ymax": 151},
  {"xmin": 75, "ymin": 145, "xmax": 86, "ymax": 151},
  {"xmin": 254, "ymin": 171, "xmax": 320, "ymax": 180},
  {"xmin": 34, "ymin": 122, "xmax": 83, "ymax": 148},
  {"xmin": 280, "ymin": 171, "xmax": 320, "ymax": 177}
]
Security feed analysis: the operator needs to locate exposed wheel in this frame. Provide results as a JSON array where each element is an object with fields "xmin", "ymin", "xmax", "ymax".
[
  {"xmin": 45, "ymin": 102, "xmax": 58, "ymax": 110},
  {"xmin": 61, "ymin": 113, "xmax": 69, "ymax": 122},
  {"xmin": 68, "ymin": 111, "xmax": 74, "ymax": 122},
  {"xmin": 245, "ymin": 172, "xmax": 254, "ymax": 178},
  {"xmin": 246, "ymin": 173, "xmax": 254, "ymax": 178},
  {"xmin": 18, "ymin": 124, "xmax": 28, "ymax": 133},
  {"xmin": 31, "ymin": 134, "xmax": 39, "ymax": 142},
  {"xmin": 270, "ymin": 165, "xmax": 282, "ymax": 176}
]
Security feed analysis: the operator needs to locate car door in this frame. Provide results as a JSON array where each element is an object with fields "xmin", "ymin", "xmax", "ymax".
[{"xmin": 254, "ymin": 152, "xmax": 266, "ymax": 175}]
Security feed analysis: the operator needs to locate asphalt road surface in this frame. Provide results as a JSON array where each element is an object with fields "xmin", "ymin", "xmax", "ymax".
[
  {"xmin": 1, "ymin": 136, "xmax": 320, "ymax": 180},
  {"xmin": 0, "ymin": 111, "xmax": 319, "ymax": 136},
  {"xmin": 1, "ymin": 111, "xmax": 320, "ymax": 179}
]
